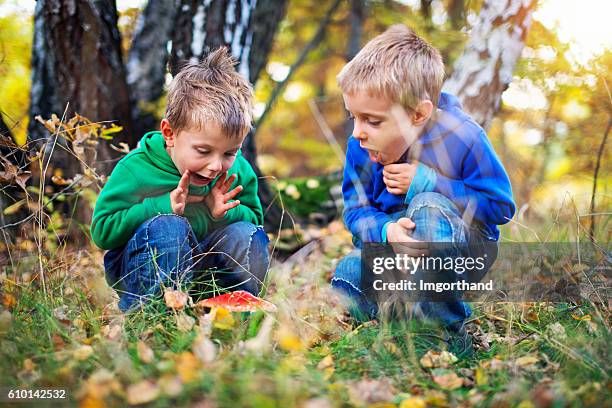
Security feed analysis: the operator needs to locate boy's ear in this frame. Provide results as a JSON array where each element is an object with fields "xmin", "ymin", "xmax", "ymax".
[
  {"xmin": 160, "ymin": 119, "xmax": 176, "ymax": 147},
  {"xmin": 411, "ymin": 100, "xmax": 434, "ymax": 125}
]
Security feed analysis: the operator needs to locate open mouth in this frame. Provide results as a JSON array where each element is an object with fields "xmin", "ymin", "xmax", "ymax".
[
  {"xmin": 190, "ymin": 173, "xmax": 214, "ymax": 185},
  {"xmin": 367, "ymin": 149, "xmax": 381, "ymax": 163}
]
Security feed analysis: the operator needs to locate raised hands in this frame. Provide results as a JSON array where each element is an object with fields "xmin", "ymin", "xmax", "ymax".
[
  {"xmin": 204, "ymin": 172, "xmax": 243, "ymax": 219},
  {"xmin": 382, "ymin": 162, "xmax": 418, "ymax": 195},
  {"xmin": 170, "ymin": 170, "xmax": 205, "ymax": 215}
]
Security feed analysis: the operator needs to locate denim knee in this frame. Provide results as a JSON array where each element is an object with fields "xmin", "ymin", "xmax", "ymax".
[
  {"xmin": 406, "ymin": 192, "xmax": 467, "ymax": 243},
  {"xmin": 198, "ymin": 221, "xmax": 269, "ymax": 295},
  {"xmin": 144, "ymin": 214, "xmax": 194, "ymax": 249},
  {"xmin": 331, "ymin": 251, "xmax": 363, "ymax": 297}
]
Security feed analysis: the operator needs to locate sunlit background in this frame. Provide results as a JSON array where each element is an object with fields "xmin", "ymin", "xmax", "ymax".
[{"xmin": 1, "ymin": 0, "xmax": 610, "ymax": 227}]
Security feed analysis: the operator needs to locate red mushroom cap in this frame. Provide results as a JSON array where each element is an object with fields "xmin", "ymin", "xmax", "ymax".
[{"xmin": 194, "ymin": 290, "xmax": 277, "ymax": 312}]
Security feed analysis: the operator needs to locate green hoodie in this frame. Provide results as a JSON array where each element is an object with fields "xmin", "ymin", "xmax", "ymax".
[{"xmin": 91, "ymin": 131, "xmax": 263, "ymax": 250}]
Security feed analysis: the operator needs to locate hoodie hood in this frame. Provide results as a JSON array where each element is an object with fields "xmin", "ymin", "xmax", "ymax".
[
  {"xmin": 418, "ymin": 92, "xmax": 470, "ymax": 144},
  {"xmin": 139, "ymin": 131, "xmax": 180, "ymax": 175}
]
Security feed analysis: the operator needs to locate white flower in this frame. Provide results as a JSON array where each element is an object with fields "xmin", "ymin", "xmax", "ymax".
[
  {"xmin": 305, "ymin": 178, "xmax": 320, "ymax": 189},
  {"xmin": 285, "ymin": 184, "xmax": 300, "ymax": 199}
]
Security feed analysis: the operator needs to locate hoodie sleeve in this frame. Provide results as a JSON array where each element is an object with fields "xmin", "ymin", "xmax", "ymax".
[
  {"xmin": 432, "ymin": 129, "xmax": 516, "ymax": 226},
  {"xmin": 90, "ymin": 163, "xmax": 173, "ymax": 250},
  {"xmin": 342, "ymin": 138, "xmax": 393, "ymax": 244},
  {"xmin": 211, "ymin": 154, "xmax": 264, "ymax": 228}
]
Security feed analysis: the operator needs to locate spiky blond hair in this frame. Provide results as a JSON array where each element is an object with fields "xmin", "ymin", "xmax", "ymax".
[
  {"xmin": 337, "ymin": 24, "xmax": 444, "ymax": 108},
  {"xmin": 165, "ymin": 47, "xmax": 253, "ymax": 138}
]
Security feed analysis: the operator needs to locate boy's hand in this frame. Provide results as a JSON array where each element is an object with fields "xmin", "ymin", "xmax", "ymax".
[
  {"xmin": 204, "ymin": 172, "xmax": 243, "ymax": 219},
  {"xmin": 171, "ymin": 170, "xmax": 205, "ymax": 215},
  {"xmin": 383, "ymin": 162, "xmax": 418, "ymax": 195},
  {"xmin": 386, "ymin": 217, "xmax": 429, "ymax": 256}
]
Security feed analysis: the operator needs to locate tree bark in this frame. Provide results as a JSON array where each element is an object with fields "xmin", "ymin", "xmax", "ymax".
[
  {"xmin": 29, "ymin": 0, "xmax": 135, "ymax": 176},
  {"xmin": 27, "ymin": 0, "xmax": 136, "ymax": 241},
  {"xmin": 343, "ymin": 0, "xmax": 366, "ymax": 138},
  {"xmin": 443, "ymin": 0, "xmax": 537, "ymax": 130},
  {"xmin": 169, "ymin": 0, "xmax": 288, "ymax": 230},
  {"xmin": 127, "ymin": 0, "xmax": 178, "ymax": 139},
  {"xmin": 448, "ymin": 0, "xmax": 465, "ymax": 30}
]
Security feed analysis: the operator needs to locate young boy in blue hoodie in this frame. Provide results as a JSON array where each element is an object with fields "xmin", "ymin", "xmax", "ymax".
[{"xmin": 332, "ymin": 25, "xmax": 515, "ymax": 356}]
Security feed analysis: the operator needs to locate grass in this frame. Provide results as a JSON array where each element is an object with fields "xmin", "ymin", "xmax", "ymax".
[{"xmin": 0, "ymin": 208, "xmax": 610, "ymax": 407}]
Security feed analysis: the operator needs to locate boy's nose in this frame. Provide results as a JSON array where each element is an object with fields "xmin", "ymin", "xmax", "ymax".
[
  {"xmin": 353, "ymin": 122, "xmax": 366, "ymax": 140},
  {"xmin": 208, "ymin": 159, "xmax": 223, "ymax": 172}
]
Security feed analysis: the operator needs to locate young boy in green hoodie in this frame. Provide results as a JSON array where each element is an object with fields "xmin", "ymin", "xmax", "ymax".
[{"xmin": 91, "ymin": 48, "xmax": 269, "ymax": 312}]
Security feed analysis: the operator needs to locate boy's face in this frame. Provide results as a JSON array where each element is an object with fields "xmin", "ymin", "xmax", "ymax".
[
  {"xmin": 161, "ymin": 119, "xmax": 244, "ymax": 186},
  {"xmin": 343, "ymin": 91, "xmax": 429, "ymax": 165}
]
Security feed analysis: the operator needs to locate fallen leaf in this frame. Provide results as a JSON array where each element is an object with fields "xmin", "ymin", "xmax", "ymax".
[
  {"xmin": 74, "ymin": 345, "xmax": 94, "ymax": 361},
  {"xmin": 126, "ymin": 380, "xmax": 160, "ymax": 405},
  {"xmin": 515, "ymin": 355, "xmax": 539, "ymax": 367},
  {"xmin": 0, "ymin": 310, "xmax": 13, "ymax": 332},
  {"xmin": 2, "ymin": 293, "xmax": 17, "ymax": 309},
  {"xmin": 399, "ymin": 396, "xmax": 426, "ymax": 408},
  {"xmin": 212, "ymin": 307, "xmax": 235, "ymax": 330},
  {"xmin": 347, "ymin": 378, "xmax": 396, "ymax": 405},
  {"xmin": 419, "ymin": 350, "xmax": 458, "ymax": 368},
  {"xmin": 475, "ymin": 367, "xmax": 488, "ymax": 386},
  {"xmin": 431, "ymin": 369, "xmax": 463, "ymax": 390},
  {"xmin": 175, "ymin": 313, "xmax": 195, "ymax": 332},
  {"xmin": 546, "ymin": 322, "xmax": 567, "ymax": 340},
  {"xmin": 175, "ymin": 351, "xmax": 201, "ymax": 383},
  {"xmin": 83, "ymin": 369, "xmax": 121, "ymax": 399},
  {"xmin": 164, "ymin": 289, "xmax": 189, "ymax": 310},
  {"xmin": 571, "ymin": 313, "xmax": 591, "ymax": 321},
  {"xmin": 136, "ymin": 341, "xmax": 154, "ymax": 364},
  {"xmin": 242, "ymin": 315, "xmax": 274, "ymax": 353},
  {"xmin": 192, "ymin": 334, "xmax": 216, "ymax": 364},
  {"xmin": 158, "ymin": 374, "xmax": 183, "ymax": 397},
  {"xmin": 276, "ymin": 326, "xmax": 304, "ymax": 352},
  {"xmin": 317, "ymin": 354, "xmax": 335, "ymax": 380}
]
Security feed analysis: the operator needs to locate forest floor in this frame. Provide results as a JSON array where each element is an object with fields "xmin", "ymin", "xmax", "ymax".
[{"xmin": 0, "ymin": 218, "xmax": 610, "ymax": 408}]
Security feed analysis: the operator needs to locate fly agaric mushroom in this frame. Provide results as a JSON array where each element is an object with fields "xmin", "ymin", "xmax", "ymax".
[{"xmin": 194, "ymin": 290, "xmax": 277, "ymax": 312}]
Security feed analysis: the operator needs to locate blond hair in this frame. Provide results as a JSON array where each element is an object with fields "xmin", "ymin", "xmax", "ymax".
[
  {"xmin": 165, "ymin": 47, "xmax": 253, "ymax": 138},
  {"xmin": 337, "ymin": 24, "xmax": 444, "ymax": 108}
]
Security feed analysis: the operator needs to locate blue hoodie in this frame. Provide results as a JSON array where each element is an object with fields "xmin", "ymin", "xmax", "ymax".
[{"xmin": 342, "ymin": 92, "xmax": 515, "ymax": 246}]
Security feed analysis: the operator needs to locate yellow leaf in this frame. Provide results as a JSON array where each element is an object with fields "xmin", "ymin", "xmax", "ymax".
[
  {"xmin": 3, "ymin": 199, "xmax": 25, "ymax": 215},
  {"xmin": 175, "ymin": 351, "xmax": 201, "ymax": 383},
  {"xmin": 571, "ymin": 313, "xmax": 591, "ymax": 321},
  {"xmin": 475, "ymin": 367, "xmax": 488, "ymax": 386},
  {"xmin": 277, "ymin": 326, "xmax": 304, "ymax": 352},
  {"xmin": 212, "ymin": 307, "xmax": 235, "ymax": 330},
  {"xmin": 399, "ymin": 396, "xmax": 426, "ymax": 408},
  {"xmin": 79, "ymin": 395, "xmax": 106, "ymax": 408},
  {"xmin": 515, "ymin": 355, "xmax": 539, "ymax": 367}
]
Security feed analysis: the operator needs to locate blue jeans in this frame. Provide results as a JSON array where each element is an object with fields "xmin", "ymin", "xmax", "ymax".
[
  {"xmin": 103, "ymin": 214, "xmax": 270, "ymax": 312},
  {"xmin": 332, "ymin": 192, "xmax": 496, "ymax": 331}
]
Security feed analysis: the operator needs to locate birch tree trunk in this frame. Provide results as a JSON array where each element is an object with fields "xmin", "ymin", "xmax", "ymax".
[
  {"xmin": 443, "ymin": 0, "xmax": 537, "ymax": 130},
  {"xmin": 169, "ymin": 0, "xmax": 288, "ymax": 230},
  {"xmin": 127, "ymin": 0, "xmax": 178, "ymax": 138}
]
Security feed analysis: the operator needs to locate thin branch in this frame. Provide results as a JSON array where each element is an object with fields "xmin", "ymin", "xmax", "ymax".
[
  {"xmin": 253, "ymin": 0, "xmax": 343, "ymax": 134},
  {"xmin": 589, "ymin": 116, "xmax": 611, "ymax": 240}
]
